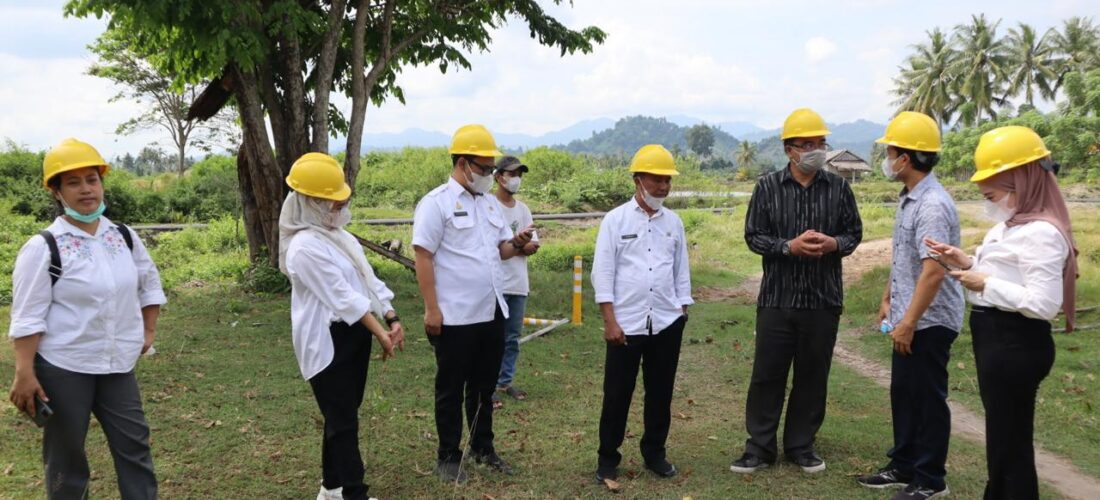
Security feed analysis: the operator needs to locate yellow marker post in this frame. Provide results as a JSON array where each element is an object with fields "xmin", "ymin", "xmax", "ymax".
[{"xmin": 571, "ymin": 255, "xmax": 583, "ymax": 325}]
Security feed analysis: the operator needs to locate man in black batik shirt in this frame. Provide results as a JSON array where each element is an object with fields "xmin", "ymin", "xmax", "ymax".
[{"xmin": 729, "ymin": 108, "xmax": 862, "ymax": 476}]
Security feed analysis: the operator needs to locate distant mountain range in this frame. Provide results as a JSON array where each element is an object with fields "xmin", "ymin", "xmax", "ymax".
[{"xmin": 342, "ymin": 115, "xmax": 885, "ymax": 165}]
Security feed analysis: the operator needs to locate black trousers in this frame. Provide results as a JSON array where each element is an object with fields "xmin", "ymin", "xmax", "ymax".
[
  {"xmin": 308, "ymin": 321, "xmax": 372, "ymax": 500},
  {"xmin": 431, "ymin": 307, "xmax": 506, "ymax": 463},
  {"xmin": 744, "ymin": 308, "xmax": 840, "ymax": 461},
  {"xmin": 971, "ymin": 306, "xmax": 1054, "ymax": 500},
  {"xmin": 887, "ymin": 325, "xmax": 959, "ymax": 490},
  {"xmin": 597, "ymin": 316, "xmax": 686, "ymax": 470}
]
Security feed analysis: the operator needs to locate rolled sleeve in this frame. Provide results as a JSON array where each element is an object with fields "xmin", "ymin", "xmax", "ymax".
[
  {"xmin": 591, "ymin": 215, "xmax": 617, "ymax": 304},
  {"xmin": 9, "ymin": 237, "xmax": 53, "ymax": 339},
  {"xmin": 289, "ymin": 245, "xmax": 372, "ymax": 324},
  {"xmin": 129, "ymin": 229, "xmax": 167, "ymax": 307},
  {"xmin": 373, "ymin": 278, "xmax": 396, "ymax": 315},
  {"xmin": 412, "ymin": 199, "xmax": 443, "ymax": 254}
]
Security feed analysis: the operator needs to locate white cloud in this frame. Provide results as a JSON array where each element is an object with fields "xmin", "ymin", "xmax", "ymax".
[
  {"xmin": 804, "ymin": 37, "xmax": 838, "ymax": 64},
  {"xmin": 0, "ymin": 53, "xmax": 159, "ymax": 158}
]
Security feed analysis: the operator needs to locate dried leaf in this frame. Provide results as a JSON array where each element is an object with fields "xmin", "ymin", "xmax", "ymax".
[
  {"xmin": 603, "ymin": 478, "xmax": 622, "ymax": 492},
  {"xmin": 3, "ymin": 463, "xmax": 13, "ymax": 475},
  {"xmin": 956, "ymin": 362, "xmax": 966, "ymax": 370}
]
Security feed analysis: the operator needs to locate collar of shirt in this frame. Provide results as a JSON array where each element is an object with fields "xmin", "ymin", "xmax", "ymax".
[
  {"xmin": 899, "ymin": 172, "xmax": 941, "ymax": 204},
  {"xmin": 53, "ymin": 215, "xmax": 115, "ymax": 238},
  {"xmin": 778, "ymin": 163, "xmax": 831, "ymax": 186}
]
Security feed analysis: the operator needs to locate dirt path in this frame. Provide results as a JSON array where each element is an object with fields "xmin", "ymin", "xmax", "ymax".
[{"xmin": 725, "ymin": 235, "xmax": 1099, "ymax": 500}]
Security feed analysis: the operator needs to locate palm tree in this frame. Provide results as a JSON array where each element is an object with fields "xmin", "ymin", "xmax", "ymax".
[
  {"xmin": 1050, "ymin": 16, "xmax": 1100, "ymax": 84},
  {"xmin": 892, "ymin": 28, "xmax": 959, "ymax": 127},
  {"xmin": 735, "ymin": 140, "xmax": 758, "ymax": 170},
  {"xmin": 950, "ymin": 14, "xmax": 1011, "ymax": 126},
  {"xmin": 1003, "ymin": 23, "xmax": 1059, "ymax": 107}
]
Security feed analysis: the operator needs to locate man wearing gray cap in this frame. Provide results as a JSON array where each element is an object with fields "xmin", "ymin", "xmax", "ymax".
[{"xmin": 492, "ymin": 156, "xmax": 540, "ymax": 410}]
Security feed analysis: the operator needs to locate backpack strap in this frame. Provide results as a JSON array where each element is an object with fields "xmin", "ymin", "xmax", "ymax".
[
  {"xmin": 39, "ymin": 231, "xmax": 62, "ymax": 286},
  {"xmin": 117, "ymin": 223, "xmax": 135, "ymax": 251}
]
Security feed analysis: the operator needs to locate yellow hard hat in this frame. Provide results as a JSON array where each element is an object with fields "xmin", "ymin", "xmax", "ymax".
[
  {"xmin": 448, "ymin": 124, "xmax": 503, "ymax": 157},
  {"xmin": 971, "ymin": 126, "xmax": 1051, "ymax": 183},
  {"xmin": 42, "ymin": 138, "xmax": 110, "ymax": 188},
  {"xmin": 876, "ymin": 111, "xmax": 942, "ymax": 152},
  {"xmin": 285, "ymin": 152, "xmax": 351, "ymax": 201},
  {"xmin": 628, "ymin": 144, "xmax": 679, "ymax": 176},
  {"xmin": 780, "ymin": 108, "xmax": 831, "ymax": 140}
]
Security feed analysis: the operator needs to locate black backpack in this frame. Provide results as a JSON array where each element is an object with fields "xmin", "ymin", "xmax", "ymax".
[{"xmin": 39, "ymin": 224, "xmax": 135, "ymax": 286}]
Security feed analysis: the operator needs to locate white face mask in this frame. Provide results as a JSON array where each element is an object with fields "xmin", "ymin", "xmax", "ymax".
[
  {"xmin": 796, "ymin": 149, "xmax": 826, "ymax": 174},
  {"xmin": 881, "ymin": 155, "xmax": 905, "ymax": 181},
  {"xmin": 464, "ymin": 164, "xmax": 494, "ymax": 194},
  {"xmin": 640, "ymin": 185, "xmax": 666, "ymax": 211},
  {"xmin": 323, "ymin": 204, "xmax": 352, "ymax": 229},
  {"xmin": 502, "ymin": 176, "xmax": 522, "ymax": 193},
  {"xmin": 983, "ymin": 194, "xmax": 1015, "ymax": 223}
]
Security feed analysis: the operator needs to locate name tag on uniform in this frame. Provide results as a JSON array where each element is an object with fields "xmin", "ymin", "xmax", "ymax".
[
  {"xmin": 621, "ymin": 234, "xmax": 638, "ymax": 240},
  {"xmin": 453, "ymin": 211, "xmax": 468, "ymax": 217}
]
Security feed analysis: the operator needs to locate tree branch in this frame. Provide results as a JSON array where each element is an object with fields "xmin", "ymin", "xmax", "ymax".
[{"xmin": 310, "ymin": 0, "xmax": 348, "ymax": 152}]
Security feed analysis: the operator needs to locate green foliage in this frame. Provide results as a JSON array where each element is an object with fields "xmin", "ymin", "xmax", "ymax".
[
  {"xmin": 938, "ymin": 110, "xmax": 1100, "ymax": 181},
  {"xmin": 353, "ymin": 148, "xmax": 453, "ymax": 208},
  {"xmin": 685, "ymin": 124, "xmax": 716, "ymax": 157},
  {"xmin": 0, "ymin": 205, "xmax": 45, "ymax": 304},
  {"xmin": 0, "ymin": 141, "xmax": 53, "ymax": 219},
  {"xmin": 238, "ymin": 260, "xmax": 291, "ymax": 294},
  {"xmin": 562, "ymin": 116, "xmax": 740, "ymax": 160},
  {"xmin": 149, "ymin": 216, "xmax": 250, "ymax": 290},
  {"xmin": 163, "ymin": 155, "xmax": 241, "ymax": 221}
]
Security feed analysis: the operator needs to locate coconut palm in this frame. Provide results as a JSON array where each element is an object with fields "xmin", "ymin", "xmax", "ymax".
[
  {"xmin": 892, "ymin": 28, "xmax": 959, "ymax": 127},
  {"xmin": 1050, "ymin": 16, "xmax": 1100, "ymax": 82},
  {"xmin": 951, "ymin": 14, "xmax": 1011, "ymax": 126},
  {"xmin": 735, "ymin": 140, "xmax": 758, "ymax": 169},
  {"xmin": 1003, "ymin": 23, "xmax": 1059, "ymax": 106}
]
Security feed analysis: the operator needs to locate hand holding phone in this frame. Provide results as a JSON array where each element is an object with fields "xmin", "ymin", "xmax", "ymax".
[{"xmin": 27, "ymin": 395, "xmax": 53, "ymax": 427}]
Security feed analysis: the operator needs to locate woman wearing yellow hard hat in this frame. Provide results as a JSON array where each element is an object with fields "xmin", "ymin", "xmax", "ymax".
[
  {"xmin": 8, "ymin": 138, "xmax": 166, "ymax": 498},
  {"xmin": 926, "ymin": 125, "xmax": 1078, "ymax": 500},
  {"xmin": 278, "ymin": 152, "xmax": 403, "ymax": 500}
]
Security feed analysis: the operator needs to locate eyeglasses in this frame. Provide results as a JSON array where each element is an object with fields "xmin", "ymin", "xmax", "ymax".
[
  {"xmin": 788, "ymin": 142, "xmax": 830, "ymax": 152},
  {"xmin": 465, "ymin": 158, "xmax": 495, "ymax": 176}
]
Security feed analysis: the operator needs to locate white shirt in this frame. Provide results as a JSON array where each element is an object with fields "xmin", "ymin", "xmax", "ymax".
[
  {"xmin": 412, "ymin": 178, "xmax": 513, "ymax": 325},
  {"xmin": 8, "ymin": 217, "xmax": 167, "ymax": 374},
  {"xmin": 499, "ymin": 199, "xmax": 535, "ymax": 296},
  {"xmin": 969, "ymin": 220, "xmax": 1070, "ymax": 321},
  {"xmin": 591, "ymin": 197, "xmax": 693, "ymax": 336},
  {"xmin": 285, "ymin": 230, "xmax": 396, "ymax": 380}
]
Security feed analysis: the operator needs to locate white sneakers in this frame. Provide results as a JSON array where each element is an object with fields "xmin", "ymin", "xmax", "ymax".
[{"xmin": 316, "ymin": 485, "xmax": 343, "ymax": 500}]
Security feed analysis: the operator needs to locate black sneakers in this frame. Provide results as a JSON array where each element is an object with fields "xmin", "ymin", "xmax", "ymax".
[
  {"xmin": 790, "ymin": 451, "xmax": 826, "ymax": 473},
  {"xmin": 644, "ymin": 458, "xmax": 678, "ymax": 478},
  {"xmin": 472, "ymin": 450, "xmax": 514, "ymax": 475},
  {"xmin": 857, "ymin": 467, "xmax": 913, "ymax": 489},
  {"xmin": 891, "ymin": 483, "xmax": 950, "ymax": 499},
  {"xmin": 729, "ymin": 453, "xmax": 771, "ymax": 474},
  {"xmin": 434, "ymin": 461, "xmax": 468, "ymax": 483},
  {"xmin": 594, "ymin": 467, "xmax": 619, "ymax": 485}
]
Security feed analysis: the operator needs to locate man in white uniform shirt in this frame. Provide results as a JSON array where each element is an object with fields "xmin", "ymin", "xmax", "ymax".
[
  {"xmin": 591, "ymin": 144, "xmax": 693, "ymax": 485},
  {"xmin": 413, "ymin": 125, "xmax": 534, "ymax": 483},
  {"xmin": 491, "ymin": 156, "xmax": 539, "ymax": 410}
]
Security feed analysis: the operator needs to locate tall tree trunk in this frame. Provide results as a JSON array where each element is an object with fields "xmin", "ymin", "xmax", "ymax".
[
  {"xmin": 237, "ymin": 135, "xmax": 265, "ymax": 262},
  {"xmin": 232, "ymin": 64, "xmax": 287, "ymax": 266},
  {"xmin": 178, "ymin": 140, "xmax": 187, "ymax": 177}
]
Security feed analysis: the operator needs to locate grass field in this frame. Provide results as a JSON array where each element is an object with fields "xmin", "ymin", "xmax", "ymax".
[{"xmin": 0, "ymin": 202, "xmax": 1092, "ymax": 498}]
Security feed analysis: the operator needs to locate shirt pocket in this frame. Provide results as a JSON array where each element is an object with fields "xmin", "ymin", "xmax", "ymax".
[
  {"xmin": 485, "ymin": 211, "xmax": 506, "ymax": 247},
  {"xmin": 660, "ymin": 232, "xmax": 679, "ymax": 259},
  {"xmin": 445, "ymin": 212, "xmax": 478, "ymax": 250}
]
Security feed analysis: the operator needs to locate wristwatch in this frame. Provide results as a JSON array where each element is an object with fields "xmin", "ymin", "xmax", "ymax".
[
  {"xmin": 781, "ymin": 240, "xmax": 791, "ymax": 256},
  {"xmin": 385, "ymin": 314, "xmax": 400, "ymax": 327}
]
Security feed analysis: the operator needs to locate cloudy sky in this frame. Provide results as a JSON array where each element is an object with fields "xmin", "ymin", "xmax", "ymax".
[{"xmin": 1, "ymin": 0, "xmax": 1097, "ymax": 157}]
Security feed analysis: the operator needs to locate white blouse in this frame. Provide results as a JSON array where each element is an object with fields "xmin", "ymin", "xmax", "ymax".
[
  {"xmin": 8, "ymin": 217, "xmax": 167, "ymax": 374},
  {"xmin": 970, "ymin": 220, "xmax": 1070, "ymax": 321},
  {"xmin": 285, "ymin": 230, "xmax": 395, "ymax": 380}
]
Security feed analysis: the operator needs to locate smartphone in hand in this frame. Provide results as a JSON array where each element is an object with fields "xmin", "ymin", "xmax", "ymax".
[{"xmin": 25, "ymin": 395, "xmax": 53, "ymax": 428}]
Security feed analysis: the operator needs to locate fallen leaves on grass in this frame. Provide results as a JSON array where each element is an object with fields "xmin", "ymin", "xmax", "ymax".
[{"xmin": 603, "ymin": 478, "xmax": 622, "ymax": 492}]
